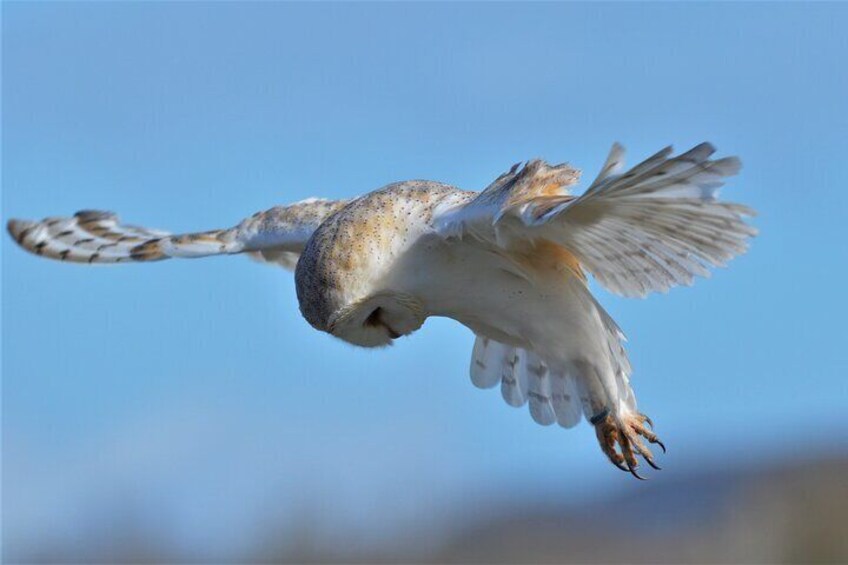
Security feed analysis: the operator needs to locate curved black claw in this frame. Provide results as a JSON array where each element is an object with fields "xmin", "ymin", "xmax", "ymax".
[
  {"xmin": 612, "ymin": 459, "xmax": 630, "ymax": 472},
  {"xmin": 644, "ymin": 456, "xmax": 662, "ymax": 471},
  {"xmin": 640, "ymin": 413, "xmax": 654, "ymax": 429},
  {"xmin": 627, "ymin": 462, "xmax": 648, "ymax": 480},
  {"xmin": 653, "ymin": 438, "xmax": 667, "ymax": 454}
]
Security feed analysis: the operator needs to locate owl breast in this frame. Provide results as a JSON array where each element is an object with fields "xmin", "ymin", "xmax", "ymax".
[{"xmin": 294, "ymin": 181, "xmax": 471, "ymax": 347}]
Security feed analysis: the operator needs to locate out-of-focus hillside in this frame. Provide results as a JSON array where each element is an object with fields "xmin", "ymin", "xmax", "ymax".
[
  {"xmin": 251, "ymin": 456, "xmax": 848, "ymax": 565},
  {"xmin": 10, "ymin": 455, "xmax": 848, "ymax": 564},
  {"xmin": 433, "ymin": 457, "xmax": 848, "ymax": 565}
]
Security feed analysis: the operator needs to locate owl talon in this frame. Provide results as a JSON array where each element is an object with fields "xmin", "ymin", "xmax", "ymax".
[
  {"xmin": 612, "ymin": 458, "xmax": 630, "ymax": 472},
  {"xmin": 593, "ymin": 410, "xmax": 665, "ymax": 479},
  {"xmin": 643, "ymin": 453, "xmax": 662, "ymax": 470},
  {"xmin": 627, "ymin": 463, "xmax": 648, "ymax": 480}
]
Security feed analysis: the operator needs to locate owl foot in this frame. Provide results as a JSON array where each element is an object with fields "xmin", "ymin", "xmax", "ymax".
[{"xmin": 591, "ymin": 409, "xmax": 665, "ymax": 480}]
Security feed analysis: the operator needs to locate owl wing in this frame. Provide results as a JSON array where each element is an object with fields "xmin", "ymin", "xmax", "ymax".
[
  {"xmin": 435, "ymin": 142, "xmax": 756, "ymax": 297},
  {"xmin": 7, "ymin": 197, "xmax": 348, "ymax": 270}
]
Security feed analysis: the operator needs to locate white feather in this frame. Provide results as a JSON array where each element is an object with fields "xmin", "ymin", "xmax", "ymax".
[{"xmin": 526, "ymin": 351, "xmax": 557, "ymax": 426}]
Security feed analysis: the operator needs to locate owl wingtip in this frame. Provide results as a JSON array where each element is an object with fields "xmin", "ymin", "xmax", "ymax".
[{"xmin": 7, "ymin": 218, "xmax": 34, "ymax": 243}]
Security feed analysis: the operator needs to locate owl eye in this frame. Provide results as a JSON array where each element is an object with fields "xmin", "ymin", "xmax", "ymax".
[
  {"xmin": 364, "ymin": 307, "xmax": 401, "ymax": 339},
  {"xmin": 364, "ymin": 307, "xmax": 383, "ymax": 328}
]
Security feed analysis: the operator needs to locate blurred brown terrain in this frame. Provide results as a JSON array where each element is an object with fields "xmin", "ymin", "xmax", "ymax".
[
  {"xmin": 432, "ymin": 457, "xmax": 848, "ymax": 565},
  {"xmin": 15, "ymin": 455, "xmax": 848, "ymax": 564}
]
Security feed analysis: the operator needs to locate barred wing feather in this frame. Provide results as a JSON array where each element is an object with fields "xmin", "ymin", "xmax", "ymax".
[
  {"xmin": 7, "ymin": 198, "xmax": 348, "ymax": 270},
  {"xmin": 524, "ymin": 143, "xmax": 756, "ymax": 297},
  {"xmin": 438, "ymin": 142, "xmax": 756, "ymax": 298}
]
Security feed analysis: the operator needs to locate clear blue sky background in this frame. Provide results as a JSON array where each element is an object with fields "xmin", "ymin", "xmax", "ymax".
[{"xmin": 3, "ymin": 2, "xmax": 847, "ymax": 559}]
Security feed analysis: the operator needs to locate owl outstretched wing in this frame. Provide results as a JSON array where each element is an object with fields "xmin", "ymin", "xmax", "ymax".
[
  {"xmin": 7, "ymin": 197, "xmax": 348, "ymax": 270},
  {"xmin": 436, "ymin": 142, "xmax": 757, "ymax": 297}
]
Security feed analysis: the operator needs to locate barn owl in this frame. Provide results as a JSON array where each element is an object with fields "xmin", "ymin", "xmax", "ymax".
[{"xmin": 7, "ymin": 143, "xmax": 755, "ymax": 479}]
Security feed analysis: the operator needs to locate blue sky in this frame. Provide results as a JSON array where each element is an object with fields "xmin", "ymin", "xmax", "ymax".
[{"xmin": 3, "ymin": 2, "xmax": 848, "ymax": 558}]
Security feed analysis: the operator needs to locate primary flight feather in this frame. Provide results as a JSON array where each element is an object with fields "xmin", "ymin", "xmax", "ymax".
[{"xmin": 7, "ymin": 142, "xmax": 756, "ymax": 479}]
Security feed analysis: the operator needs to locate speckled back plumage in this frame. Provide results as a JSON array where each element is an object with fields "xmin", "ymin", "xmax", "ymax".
[{"xmin": 294, "ymin": 180, "xmax": 470, "ymax": 332}]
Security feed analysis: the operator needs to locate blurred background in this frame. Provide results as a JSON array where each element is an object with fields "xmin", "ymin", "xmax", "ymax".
[{"xmin": 3, "ymin": 3, "xmax": 847, "ymax": 563}]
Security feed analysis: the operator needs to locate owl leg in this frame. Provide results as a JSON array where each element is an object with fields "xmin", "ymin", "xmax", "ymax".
[{"xmin": 591, "ymin": 409, "xmax": 665, "ymax": 479}]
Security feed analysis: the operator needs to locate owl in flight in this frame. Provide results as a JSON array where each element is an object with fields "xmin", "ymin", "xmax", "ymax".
[{"xmin": 8, "ymin": 143, "xmax": 755, "ymax": 479}]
